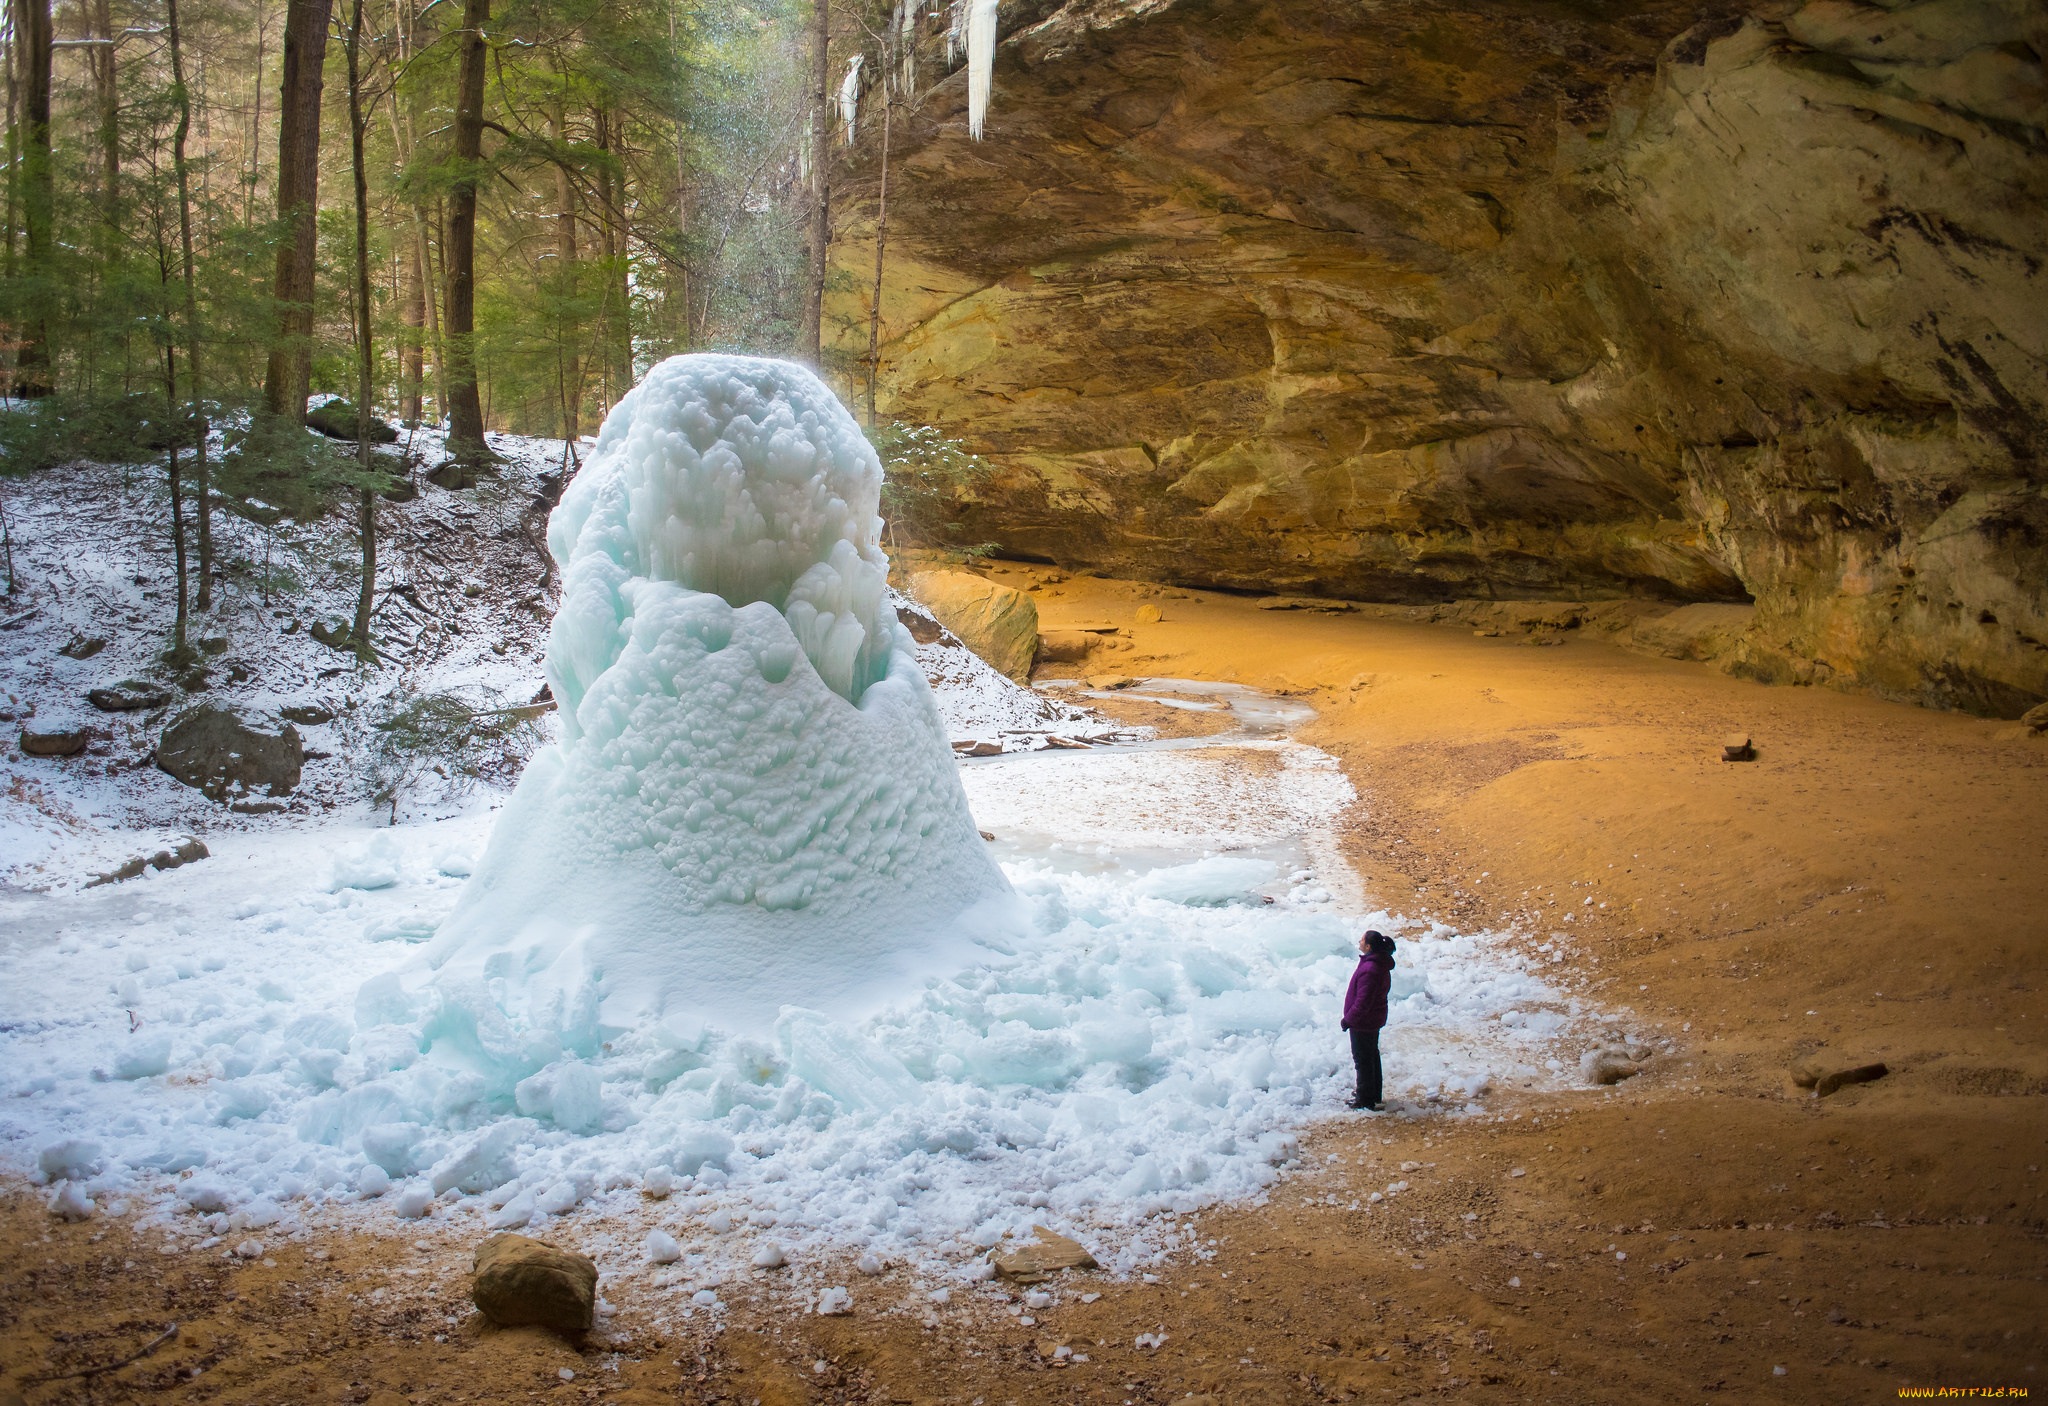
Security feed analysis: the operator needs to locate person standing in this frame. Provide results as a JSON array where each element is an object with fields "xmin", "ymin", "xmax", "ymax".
[{"xmin": 1341, "ymin": 930, "xmax": 1396, "ymax": 1111}]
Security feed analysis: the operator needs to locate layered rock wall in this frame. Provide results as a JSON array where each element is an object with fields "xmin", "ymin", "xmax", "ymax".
[{"xmin": 825, "ymin": 0, "xmax": 2047, "ymax": 714}]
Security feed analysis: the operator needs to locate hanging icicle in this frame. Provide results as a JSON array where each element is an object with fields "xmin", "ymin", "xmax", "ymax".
[
  {"xmin": 840, "ymin": 53, "xmax": 865, "ymax": 144},
  {"xmin": 967, "ymin": 0, "xmax": 998, "ymax": 140},
  {"xmin": 896, "ymin": 0, "xmax": 918, "ymax": 96}
]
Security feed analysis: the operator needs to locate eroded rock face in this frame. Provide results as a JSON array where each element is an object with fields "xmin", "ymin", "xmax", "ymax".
[{"xmin": 826, "ymin": 0, "xmax": 2046, "ymax": 714}]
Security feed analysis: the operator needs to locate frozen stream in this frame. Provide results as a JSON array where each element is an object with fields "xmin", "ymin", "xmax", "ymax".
[{"xmin": 0, "ymin": 676, "xmax": 1601, "ymax": 1300}]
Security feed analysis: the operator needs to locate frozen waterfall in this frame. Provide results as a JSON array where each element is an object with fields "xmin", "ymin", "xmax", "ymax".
[{"xmin": 415, "ymin": 354, "xmax": 1012, "ymax": 1070}]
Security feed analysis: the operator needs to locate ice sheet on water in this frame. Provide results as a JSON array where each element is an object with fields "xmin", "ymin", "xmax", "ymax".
[
  {"xmin": 1133, "ymin": 856, "xmax": 1278, "ymax": 905},
  {"xmin": 420, "ymin": 354, "xmax": 1011, "ymax": 1045}
]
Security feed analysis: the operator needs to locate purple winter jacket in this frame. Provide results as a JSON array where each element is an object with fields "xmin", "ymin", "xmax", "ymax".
[{"xmin": 1342, "ymin": 952, "xmax": 1394, "ymax": 1031}]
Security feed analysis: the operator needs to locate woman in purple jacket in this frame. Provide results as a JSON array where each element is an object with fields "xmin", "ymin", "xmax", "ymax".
[{"xmin": 1341, "ymin": 930, "xmax": 1396, "ymax": 1111}]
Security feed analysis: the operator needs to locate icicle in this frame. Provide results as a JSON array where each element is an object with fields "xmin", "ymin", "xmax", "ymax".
[
  {"xmin": 966, "ymin": 0, "xmax": 998, "ymax": 140},
  {"xmin": 945, "ymin": 0, "xmax": 963, "ymax": 67},
  {"xmin": 896, "ymin": 0, "xmax": 917, "ymax": 95},
  {"xmin": 839, "ymin": 53, "xmax": 865, "ymax": 145}
]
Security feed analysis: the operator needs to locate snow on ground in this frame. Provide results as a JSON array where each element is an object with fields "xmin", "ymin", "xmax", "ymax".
[
  {"xmin": 0, "ymin": 422, "xmax": 571, "ymax": 887},
  {"xmin": 0, "ymin": 411, "xmax": 1622, "ymax": 1324},
  {"xmin": 910, "ymin": 607, "xmax": 1130, "ymax": 751},
  {"xmin": 0, "ymin": 688, "xmax": 1608, "ymax": 1306}
]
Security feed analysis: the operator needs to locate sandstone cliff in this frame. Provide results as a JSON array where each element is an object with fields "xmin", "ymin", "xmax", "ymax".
[{"xmin": 825, "ymin": 0, "xmax": 2046, "ymax": 715}]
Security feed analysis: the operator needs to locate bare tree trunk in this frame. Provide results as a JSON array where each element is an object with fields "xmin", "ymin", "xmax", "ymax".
[
  {"xmin": 345, "ymin": 0, "xmax": 375, "ymax": 655},
  {"xmin": 261, "ymin": 0, "xmax": 334, "ymax": 422},
  {"xmin": 382, "ymin": 40, "xmax": 436, "ymax": 429},
  {"xmin": 15, "ymin": 0, "xmax": 53, "ymax": 396},
  {"xmin": 156, "ymin": 208, "xmax": 189, "ymax": 658},
  {"xmin": 800, "ymin": 0, "xmax": 828, "ymax": 367},
  {"xmin": 441, "ymin": 0, "xmax": 490, "ymax": 470},
  {"xmin": 90, "ymin": 0, "xmax": 116, "ymax": 236},
  {"xmin": 866, "ymin": 74, "xmax": 890, "ymax": 427},
  {"xmin": 400, "ymin": 232, "xmax": 423, "ymax": 423},
  {"xmin": 550, "ymin": 98, "xmax": 579, "ymax": 440},
  {"xmin": 4, "ymin": 14, "xmax": 19, "ymax": 282},
  {"xmin": 166, "ymin": 0, "xmax": 211, "ymax": 610},
  {"xmin": 246, "ymin": 0, "xmax": 266, "ymax": 223},
  {"xmin": 668, "ymin": 0, "xmax": 689, "ymax": 354},
  {"xmin": 594, "ymin": 107, "xmax": 630, "ymax": 405}
]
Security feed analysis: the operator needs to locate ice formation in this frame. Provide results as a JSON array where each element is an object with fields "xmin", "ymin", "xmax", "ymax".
[
  {"xmin": 966, "ymin": 0, "xmax": 998, "ymax": 140},
  {"xmin": 839, "ymin": 54, "xmax": 864, "ymax": 143},
  {"xmin": 417, "ymin": 354, "xmax": 1011, "ymax": 1063}
]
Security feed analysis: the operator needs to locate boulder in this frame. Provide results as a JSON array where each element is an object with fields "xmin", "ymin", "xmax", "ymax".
[
  {"xmin": 471, "ymin": 1233, "xmax": 598, "ymax": 1334},
  {"xmin": 910, "ymin": 571, "xmax": 1040, "ymax": 681},
  {"xmin": 2022, "ymin": 701, "xmax": 2048, "ymax": 734},
  {"xmin": 155, "ymin": 705, "xmax": 303, "ymax": 802},
  {"xmin": 88, "ymin": 681, "xmax": 172, "ymax": 712},
  {"xmin": 305, "ymin": 399, "xmax": 400, "ymax": 444},
  {"xmin": 1134, "ymin": 603, "xmax": 1163, "ymax": 623},
  {"xmin": 20, "ymin": 725, "xmax": 90, "ymax": 757}
]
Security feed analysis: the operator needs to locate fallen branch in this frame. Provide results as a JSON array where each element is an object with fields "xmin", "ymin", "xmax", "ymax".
[{"xmin": 22, "ymin": 1323, "xmax": 179, "ymax": 1383}]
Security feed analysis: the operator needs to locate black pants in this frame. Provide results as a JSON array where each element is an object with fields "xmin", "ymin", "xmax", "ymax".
[{"xmin": 1349, "ymin": 1024, "xmax": 1383, "ymax": 1107}]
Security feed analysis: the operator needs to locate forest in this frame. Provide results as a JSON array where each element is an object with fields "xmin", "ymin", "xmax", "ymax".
[{"xmin": 0, "ymin": 0, "xmax": 973, "ymax": 654}]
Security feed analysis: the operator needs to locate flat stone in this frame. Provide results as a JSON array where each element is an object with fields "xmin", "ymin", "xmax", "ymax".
[
  {"xmin": 471, "ymin": 1233, "xmax": 598, "ymax": 1334},
  {"xmin": 1085, "ymin": 674, "xmax": 1139, "ymax": 690},
  {"xmin": 20, "ymin": 726, "xmax": 91, "ymax": 757},
  {"xmin": 57, "ymin": 635, "xmax": 107, "ymax": 659},
  {"xmin": 991, "ymin": 1227, "xmax": 1098, "ymax": 1282},
  {"xmin": 88, "ymin": 682, "xmax": 172, "ymax": 712},
  {"xmin": 279, "ymin": 704, "xmax": 335, "ymax": 726},
  {"xmin": 19, "ymin": 724, "xmax": 90, "ymax": 756},
  {"xmin": 952, "ymin": 740, "xmax": 1002, "ymax": 757}
]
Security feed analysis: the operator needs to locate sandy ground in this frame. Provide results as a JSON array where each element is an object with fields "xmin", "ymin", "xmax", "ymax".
[{"xmin": 4, "ymin": 573, "xmax": 2043, "ymax": 1404}]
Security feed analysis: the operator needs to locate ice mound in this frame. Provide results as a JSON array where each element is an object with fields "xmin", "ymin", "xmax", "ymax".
[{"xmin": 417, "ymin": 354, "xmax": 1010, "ymax": 1058}]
